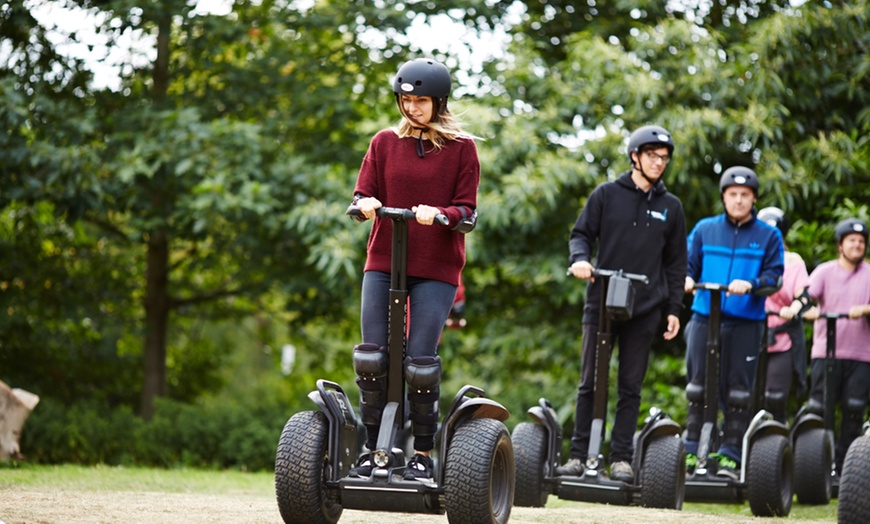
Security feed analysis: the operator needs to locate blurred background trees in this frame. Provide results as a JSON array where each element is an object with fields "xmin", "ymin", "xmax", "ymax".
[{"xmin": 1, "ymin": 0, "xmax": 867, "ymax": 468}]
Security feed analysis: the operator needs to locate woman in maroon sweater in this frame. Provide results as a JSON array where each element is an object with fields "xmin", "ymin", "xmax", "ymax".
[{"xmin": 349, "ymin": 58, "xmax": 480, "ymax": 481}]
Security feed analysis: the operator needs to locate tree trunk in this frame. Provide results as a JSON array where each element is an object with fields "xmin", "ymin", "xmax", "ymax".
[
  {"xmin": 0, "ymin": 380, "xmax": 40, "ymax": 460},
  {"xmin": 139, "ymin": 12, "xmax": 173, "ymax": 420},
  {"xmin": 141, "ymin": 230, "xmax": 170, "ymax": 419}
]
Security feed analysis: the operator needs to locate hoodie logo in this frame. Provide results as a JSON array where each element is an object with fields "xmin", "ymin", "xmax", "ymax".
[
  {"xmin": 750, "ymin": 242, "xmax": 760, "ymax": 248},
  {"xmin": 648, "ymin": 209, "xmax": 668, "ymax": 222}
]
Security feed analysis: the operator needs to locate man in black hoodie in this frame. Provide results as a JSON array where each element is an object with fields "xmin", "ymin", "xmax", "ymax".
[{"xmin": 557, "ymin": 125, "xmax": 688, "ymax": 481}]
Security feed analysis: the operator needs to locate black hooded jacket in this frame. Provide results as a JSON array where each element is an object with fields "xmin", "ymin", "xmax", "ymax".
[{"xmin": 569, "ymin": 171, "xmax": 687, "ymax": 321}]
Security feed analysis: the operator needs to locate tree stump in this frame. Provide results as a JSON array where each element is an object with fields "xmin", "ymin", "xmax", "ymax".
[{"xmin": 0, "ymin": 379, "xmax": 40, "ymax": 460}]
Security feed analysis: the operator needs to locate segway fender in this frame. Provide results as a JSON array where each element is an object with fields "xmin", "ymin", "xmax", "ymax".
[
  {"xmin": 790, "ymin": 410, "xmax": 824, "ymax": 440},
  {"xmin": 310, "ymin": 379, "xmax": 359, "ymax": 479},
  {"xmin": 451, "ymin": 397, "xmax": 510, "ymax": 423}
]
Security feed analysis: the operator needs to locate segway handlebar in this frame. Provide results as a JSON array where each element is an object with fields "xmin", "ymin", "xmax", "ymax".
[
  {"xmin": 346, "ymin": 205, "xmax": 449, "ymax": 226},
  {"xmin": 821, "ymin": 312, "xmax": 851, "ymax": 319},
  {"xmin": 692, "ymin": 282, "xmax": 729, "ymax": 292},
  {"xmin": 693, "ymin": 277, "xmax": 782, "ymax": 296},
  {"xmin": 565, "ymin": 266, "xmax": 649, "ymax": 285}
]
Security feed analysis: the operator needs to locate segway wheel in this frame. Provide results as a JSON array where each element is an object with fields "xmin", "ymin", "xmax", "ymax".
[
  {"xmin": 511, "ymin": 422, "xmax": 549, "ymax": 507},
  {"xmin": 839, "ymin": 434, "xmax": 870, "ymax": 524},
  {"xmin": 746, "ymin": 433, "xmax": 793, "ymax": 517},
  {"xmin": 275, "ymin": 410, "xmax": 342, "ymax": 524},
  {"xmin": 794, "ymin": 427, "xmax": 833, "ymax": 505},
  {"xmin": 444, "ymin": 417, "xmax": 515, "ymax": 524},
  {"xmin": 640, "ymin": 434, "xmax": 685, "ymax": 510}
]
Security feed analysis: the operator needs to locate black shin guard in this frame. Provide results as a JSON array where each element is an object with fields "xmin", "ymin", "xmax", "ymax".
[
  {"xmin": 686, "ymin": 381, "xmax": 705, "ymax": 443},
  {"xmin": 723, "ymin": 387, "xmax": 751, "ymax": 450},
  {"xmin": 353, "ymin": 343, "xmax": 388, "ymax": 448},
  {"xmin": 405, "ymin": 355, "xmax": 442, "ymax": 452},
  {"xmin": 765, "ymin": 388, "xmax": 787, "ymax": 424}
]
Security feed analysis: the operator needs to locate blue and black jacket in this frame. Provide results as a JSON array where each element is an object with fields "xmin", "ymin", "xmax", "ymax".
[{"xmin": 687, "ymin": 211, "xmax": 784, "ymax": 321}]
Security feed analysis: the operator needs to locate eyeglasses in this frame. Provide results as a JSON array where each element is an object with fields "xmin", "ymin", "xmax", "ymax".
[{"xmin": 643, "ymin": 151, "xmax": 671, "ymax": 165}]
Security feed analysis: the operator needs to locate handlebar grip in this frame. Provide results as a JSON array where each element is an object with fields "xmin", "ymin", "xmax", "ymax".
[{"xmin": 347, "ymin": 205, "xmax": 449, "ymax": 226}]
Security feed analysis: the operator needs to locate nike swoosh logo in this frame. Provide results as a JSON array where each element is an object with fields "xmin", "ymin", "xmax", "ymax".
[{"xmin": 746, "ymin": 355, "xmax": 757, "ymax": 362}]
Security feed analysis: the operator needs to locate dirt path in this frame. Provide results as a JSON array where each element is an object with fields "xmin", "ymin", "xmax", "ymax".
[{"xmin": 0, "ymin": 487, "xmax": 830, "ymax": 524}]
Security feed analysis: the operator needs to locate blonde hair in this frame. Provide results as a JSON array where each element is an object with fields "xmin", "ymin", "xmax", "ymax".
[{"xmin": 394, "ymin": 103, "xmax": 481, "ymax": 150}]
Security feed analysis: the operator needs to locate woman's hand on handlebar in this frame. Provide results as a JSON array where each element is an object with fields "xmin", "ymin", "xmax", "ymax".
[
  {"xmin": 569, "ymin": 260, "xmax": 594, "ymax": 281},
  {"xmin": 412, "ymin": 204, "xmax": 441, "ymax": 226},
  {"xmin": 356, "ymin": 197, "xmax": 382, "ymax": 220}
]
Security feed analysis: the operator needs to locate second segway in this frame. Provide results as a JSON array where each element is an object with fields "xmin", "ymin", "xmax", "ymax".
[
  {"xmin": 684, "ymin": 282, "xmax": 793, "ymax": 517},
  {"xmin": 512, "ymin": 268, "xmax": 685, "ymax": 509},
  {"xmin": 274, "ymin": 206, "xmax": 515, "ymax": 524}
]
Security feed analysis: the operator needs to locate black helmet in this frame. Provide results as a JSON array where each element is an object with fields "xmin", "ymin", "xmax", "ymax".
[
  {"xmin": 757, "ymin": 206, "xmax": 789, "ymax": 236},
  {"xmin": 834, "ymin": 218, "xmax": 868, "ymax": 243},
  {"xmin": 393, "ymin": 58, "xmax": 451, "ymax": 117},
  {"xmin": 627, "ymin": 125, "xmax": 674, "ymax": 168},
  {"xmin": 719, "ymin": 166, "xmax": 759, "ymax": 194}
]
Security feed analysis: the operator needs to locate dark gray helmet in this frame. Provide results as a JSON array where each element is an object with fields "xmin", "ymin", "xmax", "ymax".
[
  {"xmin": 834, "ymin": 218, "xmax": 868, "ymax": 243},
  {"xmin": 758, "ymin": 206, "xmax": 789, "ymax": 236},
  {"xmin": 627, "ymin": 125, "xmax": 673, "ymax": 168},
  {"xmin": 719, "ymin": 166, "xmax": 759, "ymax": 194},
  {"xmin": 393, "ymin": 58, "xmax": 451, "ymax": 117}
]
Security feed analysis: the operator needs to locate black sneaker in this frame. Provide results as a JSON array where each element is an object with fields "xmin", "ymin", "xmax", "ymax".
[
  {"xmin": 349, "ymin": 453, "xmax": 373, "ymax": 477},
  {"xmin": 555, "ymin": 457, "xmax": 585, "ymax": 476},
  {"xmin": 403, "ymin": 453, "xmax": 434, "ymax": 481}
]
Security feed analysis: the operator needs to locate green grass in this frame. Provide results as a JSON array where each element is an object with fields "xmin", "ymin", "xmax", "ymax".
[{"xmin": 0, "ymin": 463, "xmax": 274, "ymax": 494}]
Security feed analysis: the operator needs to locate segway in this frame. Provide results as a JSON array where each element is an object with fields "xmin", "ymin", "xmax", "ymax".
[
  {"xmin": 791, "ymin": 312, "xmax": 852, "ymax": 504},
  {"xmin": 274, "ymin": 205, "xmax": 515, "ymax": 524},
  {"xmin": 511, "ymin": 268, "xmax": 686, "ymax": 509},
  {"xmin": 838, "ymin": 421, "xmax": 870, "ymax": 523},
  {"xmin": 684, "ymin": 282, "xmax": 793, "ymax": 517}
]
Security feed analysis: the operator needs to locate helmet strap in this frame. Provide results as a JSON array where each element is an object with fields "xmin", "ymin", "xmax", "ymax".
[{"xmin": 416, "ymin": 128, "xmax": 426, "ymax": 158}]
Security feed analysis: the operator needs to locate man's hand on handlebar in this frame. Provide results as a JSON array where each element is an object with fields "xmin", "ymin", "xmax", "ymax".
[
  {"xmin": 569, "ymin": 260, "xmax": 594, "ymax": 281},
  {"xmin": 727, "ymin": 279, "xmax": 753, "ymax": 295}
]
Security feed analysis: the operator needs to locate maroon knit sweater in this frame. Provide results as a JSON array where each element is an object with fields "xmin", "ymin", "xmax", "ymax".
[{"xmin": 353, "ymin": 129, "xmax": 480, "ymax": 286}]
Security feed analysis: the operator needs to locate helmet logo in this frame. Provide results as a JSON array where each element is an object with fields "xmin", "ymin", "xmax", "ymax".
[
  {"xmin": 401, "ymin": 82, "xmax": 414, "ymax": 92},
  {"xmin": 853, "ymin": 224, "xmax": 866, "ymax": 233},
  {"xmin": 658, "ymin": 135, "xmax": 670, "ymax": 142},
  {"xmin": 733, "ymin": 175, "xmax": 747, "ymax": 184}
]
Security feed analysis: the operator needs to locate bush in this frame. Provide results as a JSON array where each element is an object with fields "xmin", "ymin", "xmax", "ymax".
[{"xmin": 20, "ymin": 396, "xmax": 288, "ymax": 471}]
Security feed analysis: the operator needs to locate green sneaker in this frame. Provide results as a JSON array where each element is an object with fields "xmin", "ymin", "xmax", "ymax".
[
  {"xmin": 685, "ymin": 453, "xmax": 697, "ymax": 473},
  {"xmin": 715, "ymin": 454, "xmax": 740, "ymax": 481}
]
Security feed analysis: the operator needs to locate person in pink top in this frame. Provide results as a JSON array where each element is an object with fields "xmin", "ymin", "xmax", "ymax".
[
  {"xmin": 348, "ymin": 58, "xmax": 480, "ymax": 482},
  {"xmin": 805, "ymin": 217, "xmax": 870, "ymax": 475},
  {"xmin": 759, "ymin": 207, "xmax": 812, "ymax": 423}
]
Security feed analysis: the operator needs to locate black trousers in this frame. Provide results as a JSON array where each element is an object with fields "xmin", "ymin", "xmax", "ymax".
[{"xmin": 567, "ymin": 308, "xmax": 661, "ymax": 464}]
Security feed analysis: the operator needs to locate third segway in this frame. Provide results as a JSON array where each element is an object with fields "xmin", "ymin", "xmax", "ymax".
[{"xmin": 684, "ymin": 282, "xmax": 793, "ymax": 517}]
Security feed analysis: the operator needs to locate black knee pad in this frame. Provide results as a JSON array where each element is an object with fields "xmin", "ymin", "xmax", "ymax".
[
  {"xmin": 765, "ymin": 389, "xmax": 787, "ymax": 423},
  {"xmin": 806, "ymin": 397, "xmax": 824, "ymax": 416},
  {"xmin": 844, "ymin": 395, "xmax": 868, "ymax": 423},
  {"xmin": 353, "ymin": 343, "xmax": 388, "ymax": 427},
  {"xmin": 685, "ymin": 381, "xmax": 705, "ymax": 442},
  {"xmin": 723, "ymin": 387, "xmax": 751, "ymax": 448},
  {"xmin": 405, "ymin": 356, "xmax": 442, "ymax": 449}
]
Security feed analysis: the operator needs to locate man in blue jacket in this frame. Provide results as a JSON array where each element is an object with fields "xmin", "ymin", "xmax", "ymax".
[
  {"xmin": 683, "ymin": 166, "xmax": 784, "ymax": 480},
  {"xmin": 558, "ymin": 125, "xmax": 688, "ymax": 481}
]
